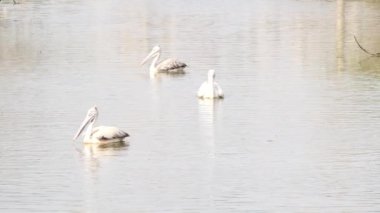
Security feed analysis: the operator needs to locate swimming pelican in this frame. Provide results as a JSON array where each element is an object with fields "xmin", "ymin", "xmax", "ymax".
[
  {"xmin": 73, "ymin": 106, "xmax": 129, "ymax": 144},
  {"xmin": 197, "ymin": 69, "xmax": 224, "ymax": 99},
  {"xmin": 141, "ymin": 45, "xmax": 187, "ymax": 78}
]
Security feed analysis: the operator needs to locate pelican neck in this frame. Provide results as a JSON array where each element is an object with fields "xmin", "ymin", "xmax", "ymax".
[
  {"xmin": 84, "ymin": 118, "xmax": 95, "ymax": 141},
  {"xmin": 150, "ymin": 52, "xmax": 160, "ymax": 74}
]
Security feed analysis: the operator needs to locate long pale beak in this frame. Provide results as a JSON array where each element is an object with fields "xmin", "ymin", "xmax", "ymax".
[
  {"xmin": 73, "ymin": 116, "xmax": 93, "ymax": 141},
  {"xmin": 140, "ymin": 50, "xmax": 156, "ymax": 65}
]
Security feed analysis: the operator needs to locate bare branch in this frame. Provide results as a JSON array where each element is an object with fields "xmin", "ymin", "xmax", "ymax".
[
  {"xmin": 354, "ymin": 35, "xmax": 380, "ymax": 57},
  {"xmin": 0, "ymin": 0, "xmax": 17, "ymax": 4}
]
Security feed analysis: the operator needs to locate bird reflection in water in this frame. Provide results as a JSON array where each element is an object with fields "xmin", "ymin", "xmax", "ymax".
[
  {"xmin": 81, "ymin": 141, "xmax": 129, "ymax": 158},
  {"xmin": 198, "ymin": 98, "xmax": 223, "ymax": 158},
  {"xmin": 77, "ymin": 141, "xmax": 129, "ymax": 211},
  {"xmin": 72, "ymin": 141, "xmax": 130, "ymax": 178},
  {"xmin": 198, "ymin": 98, "xmax": 223, "ymax": 126},
  {"xmin": 72, "ymin": 140, "xmax": 129, "ymax": 168}
]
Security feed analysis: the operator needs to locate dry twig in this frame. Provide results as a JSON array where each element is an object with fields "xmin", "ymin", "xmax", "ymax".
[
  {"xmin": 354, "ymin": 35, "xmax": 380, "ymax": 57},
  {"xmin": 0, "ymin": 0, "xmax": 17, "ymax": 4}
]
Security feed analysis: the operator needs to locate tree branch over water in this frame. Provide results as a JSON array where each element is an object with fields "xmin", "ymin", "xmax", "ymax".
[
  {"xmin": 354, "ymin": 36, "xmax": 380, "ymax": 57},
  {"xmin": 0, "ymin": 0, "xmax": 17, "ymax": 4}
]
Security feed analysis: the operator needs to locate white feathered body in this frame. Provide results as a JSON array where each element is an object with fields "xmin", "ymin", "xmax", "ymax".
[
  {"xmin": 143, "ymin": 46, "xmax": 187, "ymax": 78},
  {"xmin": 84, "ymin": 126, "xmax": 129, "ymax": 144},
  {"xmin": 156, "ymin": 58, "xmax": 187, "ymax": 74},
  {"xmin": 197, "ymin": 81, "xmax": 224, "ymax": 99},
  {"xmin": 197, "ymin": 69, "xmax": 224, "ymax": 99}
]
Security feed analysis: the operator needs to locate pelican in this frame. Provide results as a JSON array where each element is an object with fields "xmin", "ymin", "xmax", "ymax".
[
  {"xmin": 141, "ymin": 45, "xmax": 187, "ymax": 78},
  {"xmin": 73, "ymin": 106, "xmax": 129, "ymax": 144},
  {"xmin": 197, "ymin": 69, "xmax": 224, "ymax": 99}
]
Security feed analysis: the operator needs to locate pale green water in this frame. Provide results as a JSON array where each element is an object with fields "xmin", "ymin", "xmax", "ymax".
[{"xmin": 1, "ymin": 0, "xmax": 380, "ymax": 212}]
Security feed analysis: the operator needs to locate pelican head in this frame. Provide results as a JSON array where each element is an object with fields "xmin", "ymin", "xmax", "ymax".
[
  {"xmin": 73, "ymin": 106, "xmax": 99, "ymax": 141},
  {"xmin": 208, "ymin": 69, "xmax": 216, "ymax": 82},
  {"xmin": 141, "ymin": 45, "xmax": 161, "ymax": 65}
]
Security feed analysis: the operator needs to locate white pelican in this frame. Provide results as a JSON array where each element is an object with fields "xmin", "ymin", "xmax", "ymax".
[
  {"xmin": 141, "ymin": 45, "xmax": 187, "ymax": 78},
  {"xmin": 197, "ymin": 69, "xmax": 224, "ymax": 99},
  {"xmin": 73, "ymin": 106, "xmax": 129, "ymax": 144}
]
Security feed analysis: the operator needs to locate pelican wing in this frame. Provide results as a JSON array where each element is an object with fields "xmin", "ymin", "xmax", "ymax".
[
  {"xmin": 157, "ymin": 58, "xmax": 187, "ymax": 72},
  {"xmin": 91, "ymin": 126, "xmax": 129, "ymax": 140},
  {"xmin": 214, "ymin": 82, "xmax": 224, "ymax": 98},
  {"xmin": 198, "ymin": 81, "xmax": 224, "ymax": 99},
  {"xmin": 197, "ymin": 81, "xmax": 208, "ymax": 97}
]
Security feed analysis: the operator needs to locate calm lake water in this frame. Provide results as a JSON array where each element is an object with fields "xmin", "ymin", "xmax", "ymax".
[{"xmin": 1, "ymin": 0, "xmax": 380, "ymax": 212}]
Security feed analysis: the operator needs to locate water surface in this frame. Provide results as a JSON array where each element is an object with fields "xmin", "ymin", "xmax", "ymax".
[{"xmin": 1, "ymin": 0, "xmax": 380, "ymax": 212}]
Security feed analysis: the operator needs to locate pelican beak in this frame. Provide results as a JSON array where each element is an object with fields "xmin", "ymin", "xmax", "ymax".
[
  {"xmin": 141, "ymin": 49, "xmax": 157, "ymax": 65},
  {"xmin": 73, "ymin": 115, "xmax": 93, "ymax": 141}
]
